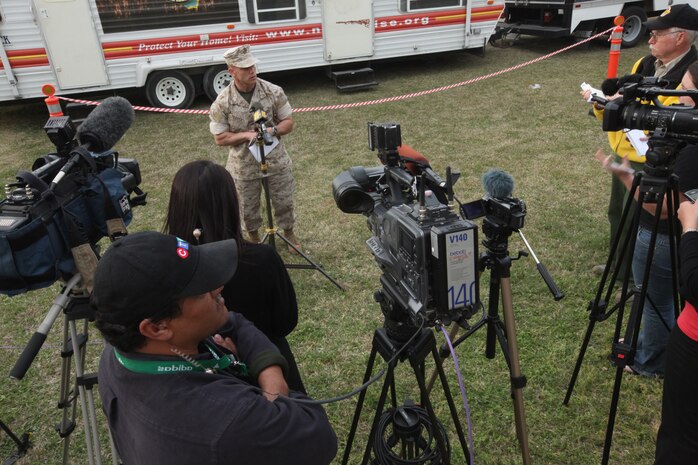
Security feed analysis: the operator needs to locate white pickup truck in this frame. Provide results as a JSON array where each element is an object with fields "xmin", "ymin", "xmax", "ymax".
[{"xmin": 495, "ymin": 0, "xmax": 698, "ymax": 47}]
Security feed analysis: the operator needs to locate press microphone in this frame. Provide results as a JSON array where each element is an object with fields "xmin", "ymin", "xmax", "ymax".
[
  {"xmin": 601, "ymin": 73, "xmax": 644, "ymax": 96},
  {"xmin": 250, "ymin": 102, "xmax": 273, "ymax": 145},
  {"xmin": 482, "ymin": 169, "xmax": 514, "ymax": 198},
  {"xmin": 76, "ymin": 96, "xmax": 135, "ymax": 153},
  {"xmin": 51, "ymin": 97, "xmax": 135, "ymax": 188}
]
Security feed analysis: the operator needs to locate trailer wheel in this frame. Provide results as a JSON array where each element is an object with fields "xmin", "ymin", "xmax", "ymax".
[
  {"xmin": 620, "ymin": 6, "xmax": 647, "ymax": 48},
  {"xmin": 145, "ymin": 71, "xmax": 196, "ymax": 109},
  {"xmin": 203, "ymin": 66, "xmax": 232, "ymax": 102}
]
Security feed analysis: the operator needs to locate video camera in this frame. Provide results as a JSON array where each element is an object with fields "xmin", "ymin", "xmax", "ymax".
[
  {"xmin": 461, "ymin": 195, "xmax": 526, "ymax": 232},
  {"xmin": 332, "ymin": 123, "xmax": 479, "ymax": 339},
  {"xmin": 0, "ymin": 97, "xmax": 146, "ymax": 296},
  {"xmin": 592, "ymin": 74, "xmax": 698, "ymax": 175},
  {"xmin": 602, "ymin": 75, "xmax": 698, "ymax": 140}
]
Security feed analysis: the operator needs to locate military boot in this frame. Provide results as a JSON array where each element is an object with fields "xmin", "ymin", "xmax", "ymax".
[
  {"xmin": 283, "ymin": 228, "xmax": 302, "ymax": 254},
  {"xmin": 247, "ymin": 230, "xmax": 261, "ymax": 243}
]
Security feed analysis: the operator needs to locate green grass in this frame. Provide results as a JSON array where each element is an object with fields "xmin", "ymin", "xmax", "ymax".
[{"xmin": 0, "ymin": 37, "xmax": 663, "ymax": 465}]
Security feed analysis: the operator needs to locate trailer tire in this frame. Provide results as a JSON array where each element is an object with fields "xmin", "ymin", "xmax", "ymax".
[
  {"xmin": 620, "ymin": 6, "xmax": 647, "ymax": 48},
  {"xmin": 203, "ymin": 66, "xmax": 232, "ymax": 102},
  {"xmin": 145, "ymin": 70, "xmax": 196, "ymax": 109}
]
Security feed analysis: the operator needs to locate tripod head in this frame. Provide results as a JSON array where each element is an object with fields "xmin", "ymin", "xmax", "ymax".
[{"xmin": 643, "ymin": 136, "xmax": 686, "ymax": 178}]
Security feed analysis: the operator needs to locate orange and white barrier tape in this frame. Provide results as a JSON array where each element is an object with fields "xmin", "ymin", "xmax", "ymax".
[{"xmin": 57, "ymin": 27, "xmax": 614, "ymax": 115}]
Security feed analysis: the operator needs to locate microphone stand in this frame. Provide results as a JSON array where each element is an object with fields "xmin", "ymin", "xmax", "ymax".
[{"xmin": 251, "ymin": 120, "xmax": 344, "ymax": 290}]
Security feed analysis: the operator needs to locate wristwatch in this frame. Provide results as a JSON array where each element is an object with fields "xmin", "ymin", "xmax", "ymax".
[{"xmin": 272, "ymin": 126, "xmax": 278, "ymax": 137}]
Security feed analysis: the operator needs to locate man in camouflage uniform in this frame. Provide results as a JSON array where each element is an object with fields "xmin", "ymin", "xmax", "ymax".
[{"xmin": 209, "ymin": 45, "xmax": 300, "ymax": 251}]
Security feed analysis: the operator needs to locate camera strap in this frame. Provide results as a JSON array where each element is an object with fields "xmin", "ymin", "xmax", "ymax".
[{"xmin": 112, "ymin": 342, "xmax": 248, "ymax": 376}]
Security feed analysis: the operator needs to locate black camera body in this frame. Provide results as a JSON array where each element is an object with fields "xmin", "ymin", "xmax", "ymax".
[
  {"xmin": 333, "ymin": 123, "xmax": 479, "ymax": 335},
  {"xmin": 462, "ymin": 196, "xmax": 526, "ymax": 231},
  {"xmin": 602, "ymin": 78, "xmax": 698, "ymax": 140}
]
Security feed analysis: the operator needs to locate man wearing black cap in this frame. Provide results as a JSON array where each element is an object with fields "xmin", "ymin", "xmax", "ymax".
[
  {"xmin": 582, "ymin": 4, "xmax": 698, "ymax": 287},
  {"xmin": 582, "ymin": 3, "xmax": 698, "ymax": 378},
  {"xmin": 91, "ymin": 231, "xmax": 337, "ymax": 465}
]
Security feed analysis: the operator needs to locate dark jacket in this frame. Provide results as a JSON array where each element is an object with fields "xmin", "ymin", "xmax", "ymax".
[{"xmin": 99, "ymin": 312, "xmax": 337, "ymax": 465}]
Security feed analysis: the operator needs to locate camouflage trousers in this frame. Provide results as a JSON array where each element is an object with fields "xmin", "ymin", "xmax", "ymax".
[{"xmin": 235, "ymin": 169, "xmax": 296, "ymax": 233}]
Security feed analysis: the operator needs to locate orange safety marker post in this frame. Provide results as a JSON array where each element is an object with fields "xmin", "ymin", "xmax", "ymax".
[
  {"xmin": 607, "ymin": 16, "xmax": 624, "ymax": 78},
  {"xmin": 41, "ymin": 84, "xmax": 63, "ymax": 117}
]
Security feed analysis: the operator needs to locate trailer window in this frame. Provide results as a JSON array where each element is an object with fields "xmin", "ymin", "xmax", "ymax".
[
  {"xmin": 246, "ymin": 0, "xmax": 306, "ymax": 23},
  {"xmin": 401, "ymin": 0, "xmax": 463, "ymax": 11}
]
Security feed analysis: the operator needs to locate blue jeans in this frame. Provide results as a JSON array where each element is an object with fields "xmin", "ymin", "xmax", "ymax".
[{"xmin": 631, "ymin": 226, "xmax": 676, "ymax": 377}]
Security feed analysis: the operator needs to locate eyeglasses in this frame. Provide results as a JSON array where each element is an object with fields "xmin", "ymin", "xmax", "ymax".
[{"xmin": 649, "ymin": 30, "xmax": 681, "ymax": 40}]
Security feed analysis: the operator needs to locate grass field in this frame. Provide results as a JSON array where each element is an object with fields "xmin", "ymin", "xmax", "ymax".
[{"xmin": 0, "ymin": 36, "xmax": 663, "ymax": 465}]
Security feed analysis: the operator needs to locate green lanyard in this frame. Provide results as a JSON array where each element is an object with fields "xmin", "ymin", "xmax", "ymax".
[{"xmin": 113, "ymin": 344, "xmax": 246, "ymax": 375}]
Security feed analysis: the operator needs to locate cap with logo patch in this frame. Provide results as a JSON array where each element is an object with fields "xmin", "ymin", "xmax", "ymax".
[
  {"xmin": 92, "ymin": 231, "xmax": 237, "ymax": 325},
  {"xmin": 645, "ymin": 4, "xmax": 698, "ymax": 30}
]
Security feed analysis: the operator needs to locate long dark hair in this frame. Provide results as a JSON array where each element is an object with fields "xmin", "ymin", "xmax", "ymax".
[{"xmin": 163, "ymin": 160, "xmax": 245, "ymax": 247}]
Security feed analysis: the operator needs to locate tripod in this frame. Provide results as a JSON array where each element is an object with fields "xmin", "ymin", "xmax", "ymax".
[
  {"xmin": 341, "ymin": 322, "xmax": 470, "ymax": 465},
  {"xmin": 9, "ymin": 274, "xmax": 118, "ymax": 465},
  {"xmin": 435, "ymin": 217, "xmax": 562, "ymax": 465},
  {"xmin": 564, "ymin": 138, "xmax": 683, "ymax": 464},
  {"xmin": 0, "ymin": 417, "xmax": 31, "ymax": 465},
  {"xmin": 250, "ymin": 126, "xmax": 344, "ymax": 291}
]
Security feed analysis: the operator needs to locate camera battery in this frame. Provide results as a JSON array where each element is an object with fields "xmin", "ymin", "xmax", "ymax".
[{"xmin": 430, "ymin": 220, "xmax": 479, "ymax": 313}]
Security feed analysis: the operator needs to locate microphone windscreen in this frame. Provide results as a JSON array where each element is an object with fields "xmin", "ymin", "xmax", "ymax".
[
  {"xmin": 482, "ymin": 169, "xmax": 514, "ymax": 198},
  {"xmin": 618, "ymin": 73, "xmax": 644, "ymax": 86},
  {"xmin": 601, "ymin": 78, "xmax": 620, "ymax": 96},
  {"xmin": 77, "ymin": 96, "xmax": 135, "ymax": 152}
]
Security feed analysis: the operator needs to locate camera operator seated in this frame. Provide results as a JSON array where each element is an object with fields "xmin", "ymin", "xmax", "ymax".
[
  {"xmin": 594, "ymin": 62, "xmax": 698, "ymax": 377},
  {"xmin": 654, "ymin": 200, "xmax": 698, "ymax": 464},
  {"xmin": 91, "ymin": 231, "xmax": 337, "ymax": 465}
]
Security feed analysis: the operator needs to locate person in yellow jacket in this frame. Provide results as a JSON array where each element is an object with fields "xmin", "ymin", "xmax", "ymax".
[{"xmin": 581, "ymin": 3, "xmax": 698, "ymax": 283}]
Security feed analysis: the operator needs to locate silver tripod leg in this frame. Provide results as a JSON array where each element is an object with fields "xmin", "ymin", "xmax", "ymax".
[
  {"xmin": 500, "ymin": 276, "xmax": 532, "ymax": 465},
  {"xmin": 68, "ymin": 318, "xmax": 102, "ymax": 465}
]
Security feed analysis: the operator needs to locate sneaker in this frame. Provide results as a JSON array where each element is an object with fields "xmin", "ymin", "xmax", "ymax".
[
  {"xmin": 592, "ymin": 264, "xmax": 606, "ymax": 276},
  {"xmin": 623, "ymin": 365, "xmax": 638, "ymax": 375}
]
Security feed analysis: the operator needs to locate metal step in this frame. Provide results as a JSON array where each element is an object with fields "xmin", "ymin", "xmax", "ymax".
[{"xmin": 330, "ymin": 67, "xmax": 378, "ymax": 92}]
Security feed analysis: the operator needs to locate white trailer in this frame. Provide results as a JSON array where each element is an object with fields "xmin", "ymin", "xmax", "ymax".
[
  {"xmin": 0, "ymin": 0, "xmax": 504, "ymax": 108},
  {"xmin": 496, "ymin": 0, "xmax": 698, "ymax": 48}
]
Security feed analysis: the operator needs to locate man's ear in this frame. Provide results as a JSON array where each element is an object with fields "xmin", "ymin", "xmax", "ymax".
[{"xmin": 139, "ymin": 319, "xmax": 173, "ymax": 341}]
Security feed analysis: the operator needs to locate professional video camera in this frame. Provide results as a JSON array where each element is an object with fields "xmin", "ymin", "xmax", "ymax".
[
  {"xmin": 598, "ymin": 75, "xmax": 698, "ymax": 174},
  {"xmin": 332, "ymin": 123, "xmax": 479, "ymax": 339},
  {"xmin": 0, "ymin": 97, "xmax": 146, "ymax": 296},
  {"xmin": 602, "ymin": 76, "xmax": 698, "ymax": 137}
]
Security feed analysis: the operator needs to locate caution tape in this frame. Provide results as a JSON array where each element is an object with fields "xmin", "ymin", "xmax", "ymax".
[{"xmin": 58, "ymin": 27, "xmax": 614, "ymax": 115}]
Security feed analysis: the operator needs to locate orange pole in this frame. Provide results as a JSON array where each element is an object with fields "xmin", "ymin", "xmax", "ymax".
[
  {"xmin": 607, "ymin": 16, "xmax": 624, "ymax": 79},
  {"xmin": 41, "ymin": 84, "xmax": 63, "ymax": 117}
]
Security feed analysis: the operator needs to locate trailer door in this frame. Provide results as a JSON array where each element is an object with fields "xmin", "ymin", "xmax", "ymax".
[
  {"xmin": 32, "ymin": 0, "xmax": 108, "ymax": 89},
  {"xmin": 321, "ymin": 0, "xmax": 374, "ymax": 61}
]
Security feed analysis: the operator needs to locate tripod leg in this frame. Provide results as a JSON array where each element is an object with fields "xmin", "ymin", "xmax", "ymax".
[
  {"xmin": 68, "ymin": 319, "xmax": 100, "ymax": 465},
  {"xmin": 361, "ymin": 367, "xmax": 395, "ymax": 465},
  {"xmin": 342, "ymin": 346, "xmax": 378, "ymax": 465},
  {"xmin": 430, "ymin": 345, "xmax": 471, "ymax": 465},
  {"xmin": 566, "ymin": 174, "xmax": 642, "ymax": 404},
  {"xmin": 500, "ymin": 277, "xmax": 532, "ymax": 465},
  {"xmin": 410, "ymin": 359, "xmax": 451, "ymax": 465},
  {"xmin": 277, "ymin": 232, "xmax": 345, "ymax": 290},
  {"xmin": 57, "ymin": 317, "xmax": 78, "ymax": 465},
  {"xmin": 425, "ymin": 324, "xmax": 459, "ymax": 394}
]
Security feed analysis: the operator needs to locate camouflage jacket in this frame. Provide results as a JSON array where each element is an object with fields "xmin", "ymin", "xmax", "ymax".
[{"xmin": 209, "ymin": 78, "xmax": 293, "ymax": 180}]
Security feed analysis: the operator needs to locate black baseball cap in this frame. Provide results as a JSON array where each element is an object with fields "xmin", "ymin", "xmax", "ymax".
[
  {"xmin": 92, "ymin": 231, "xmax": 238, "ymax": 324},
  {"xmin": 645, "ymin": 4, "xmax": 698, "ymax": 30}
]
